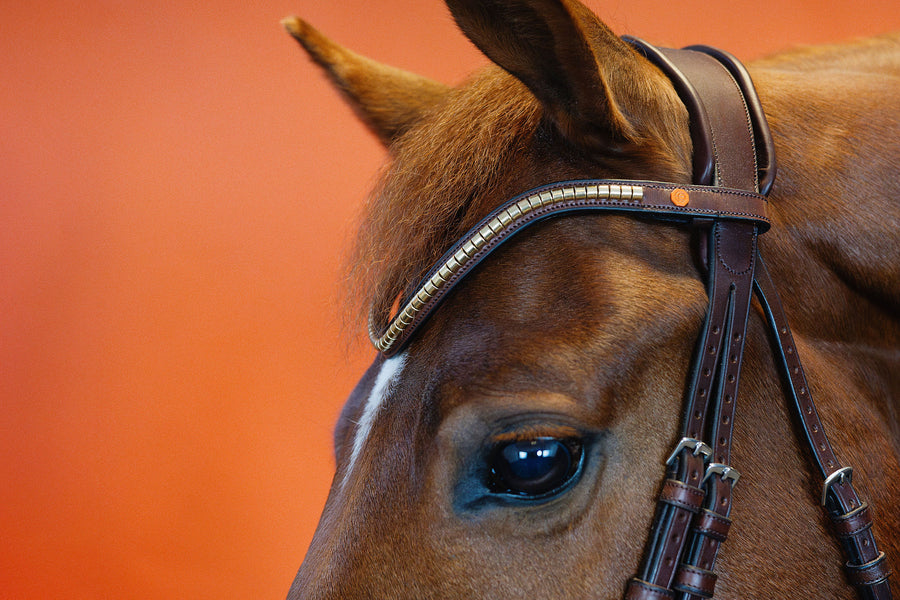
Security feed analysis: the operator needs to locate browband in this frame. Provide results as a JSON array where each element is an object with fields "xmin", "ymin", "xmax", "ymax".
[{"xmin": 370, "ymin": 181, "xmax": 768, "ymax": 355}]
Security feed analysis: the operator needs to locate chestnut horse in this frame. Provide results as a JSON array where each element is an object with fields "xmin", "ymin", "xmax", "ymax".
[{"xmin": 283, "ymin": 1, "xmax": 899, "ymax": 598}]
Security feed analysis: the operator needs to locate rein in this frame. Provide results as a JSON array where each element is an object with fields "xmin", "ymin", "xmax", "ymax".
[{"xmin": 367, "ymin": 40, "xmax": 893, "ymax": 599}]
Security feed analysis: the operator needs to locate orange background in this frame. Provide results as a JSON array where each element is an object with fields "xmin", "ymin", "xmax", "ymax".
[{"xmin": 3, "ymin": 1, "xmax": 899, "ymax": 598}]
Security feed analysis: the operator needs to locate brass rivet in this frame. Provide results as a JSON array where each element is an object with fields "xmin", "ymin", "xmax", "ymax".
[{"xmin": 671, "ymin": 188, "xmax": 690, "ymax": 207}]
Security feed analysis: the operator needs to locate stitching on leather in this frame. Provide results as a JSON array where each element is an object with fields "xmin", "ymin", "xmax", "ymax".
[
  {"xmin": 661, "ymin": 480, "xmax": 705, "ymax": 512},
  {"xmin": 695, "ymin": 512, "xmax": 731, "ymax": 539},
  {"xmin": 846, "ymin": 553, "xmax": 890, "ymax": 585},
  {"xmin": 663, "ymin": 480, "xmax": 705, "ymax": 499},
  {"xmin": 833, "ymin": 504, "xmax": 873, "ymax": 538},
  {"xmin": 717, "ymin": 60, "xmax": 759, "ymax": 191},
  {"xmin": 833, "ymin": 503, "xmax": 869, "ymax": 523},
  {"xmin": 707, "ymin": 121, "xmax": 722, "ymax": 187},
  {"xmin": 663, "ymin": 498, "xmax": 702, "ymax": 512},
  {"xmin": 673, "ymin": 565, "xmax": 716, "ymax": 597},
  {"xmin": 715, "ymin": 225, "xmax": 757, "ymax": 275},
  {"xmin": 640, "ymin": 182, "xmax": 766, "ymax": 201},
  {"xmin": 628, "ymin": 579, "xmax": 675, "ymax": 599},
  {"xmin": 678, "ymin": 564, "xmax": 714, "ymax": 578},
  {"xmin": 698, "ymin": 512, "xmax": 731, "ymax": 528},
  {"xmin": 837, "ymin": 517, "xmax": 873, "ymax": 538}
]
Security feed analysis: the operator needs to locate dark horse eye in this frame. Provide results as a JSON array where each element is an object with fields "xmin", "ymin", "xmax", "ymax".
[{"xmin": 489, "ymin": 438, "xmax": 582, "ymax": 497}]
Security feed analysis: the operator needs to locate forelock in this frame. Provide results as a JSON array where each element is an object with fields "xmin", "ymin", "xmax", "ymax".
[{"xmin": 343, "ymin": 67, "xmax": 542, "ymax": 341}]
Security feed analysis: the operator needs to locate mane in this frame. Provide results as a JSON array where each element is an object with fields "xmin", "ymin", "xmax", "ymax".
[{"xmin": 343, "ymin": 67, "xmax": 543, "ymax": 339}]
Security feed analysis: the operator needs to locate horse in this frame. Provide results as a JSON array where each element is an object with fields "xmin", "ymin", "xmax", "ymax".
[{"xmin": 282, "ymin": 1, "xmax": 900, "ymax": 598}]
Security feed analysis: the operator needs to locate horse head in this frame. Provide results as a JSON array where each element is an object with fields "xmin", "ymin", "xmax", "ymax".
[{"xmin": 283, "ymin": 1, "xmax": 900, "ymax": 598}]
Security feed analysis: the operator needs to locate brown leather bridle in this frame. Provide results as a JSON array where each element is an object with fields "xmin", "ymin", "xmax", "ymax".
[{"xmin": 367, "ymin": 40, "xmax": 894, "ymax": 600}]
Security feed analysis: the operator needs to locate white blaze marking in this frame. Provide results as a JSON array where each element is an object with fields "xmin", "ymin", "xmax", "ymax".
[{"xmin": 343, "ymin": 352, "xmax": 407, "ymax": 487}]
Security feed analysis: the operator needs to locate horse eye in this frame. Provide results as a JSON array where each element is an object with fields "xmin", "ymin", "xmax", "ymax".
[{"xmin": 488, "ymin": 437, "xmax": 582, "ymax": 497}]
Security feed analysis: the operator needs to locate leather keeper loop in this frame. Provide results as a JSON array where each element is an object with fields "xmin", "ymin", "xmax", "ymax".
[
  {"xmin": 831, "ymin": 502, "xmax": 873, "ymax": 539},
  {"xmin": 660, "ymin": 479, "xmax": 705, "ymax": 513},
  {"xmin": 625, "ymin": 578, "xmax": 675, "ymax": 600},
  {"xmin": 693, "ymin": 508, "xmax": 731, "ymax": 542},
  {"xmin": 673, "ymin": 564, "xmax": 717, "ymax": 598},
  {"xmin": 845, "ymin": 551, "xmax": 891, "ymax": 586}
]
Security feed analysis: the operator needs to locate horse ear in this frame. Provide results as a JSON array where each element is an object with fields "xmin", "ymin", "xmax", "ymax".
[
  {"xmin": 445, "ymin": 0, "xmax": 650, "ymax": 152},
  {"xmin": 283, "ymin": 16, "xmax": 450, "ymax": 147}
]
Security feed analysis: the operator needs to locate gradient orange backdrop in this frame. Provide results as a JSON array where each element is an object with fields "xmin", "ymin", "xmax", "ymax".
[{"xmin": 3, "ymin": 1, "xmax": 899, "ymax": 598}]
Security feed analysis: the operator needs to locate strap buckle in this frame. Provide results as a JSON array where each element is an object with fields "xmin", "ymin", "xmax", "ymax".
[
  {"xmin": 666, "ymin": 437, "xmax": 713, "ymax": 466},
  {"xmin": 821, "ymin": 466, "xmax": 853, "ymax": 506},
  {"xmin": 701, "ymin": 462, "xmax": 740, "ymax": 487}
]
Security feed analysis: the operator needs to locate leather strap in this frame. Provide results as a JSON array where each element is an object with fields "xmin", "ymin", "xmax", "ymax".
[
  {"xmin": 684, "ymin": 45, "xmax": 777, "ymax": 195},
  {"xmin": 372, "ymin": 180, "xmax": 768, "ymax": 356},
  {"xmin": 625, "ymin": 579, "xmax": 675, "ymax": 600},
  {"xmin": 673, "ymin": 564, "xmax": 717, "ymax": 599},
  {"xmin": 624, "ymin": 42, "xmax": 761, "ymax": 600},
  {"xmin": 754, "ymin": 257, "xmax": 894, "ymax": 599},
  {"xmin": 691, "ymin": 509, "xmax": 731, "ymax": 543},
  {"xmin": 671, "ymin": 45, "xmax": 762, "ymax": 600},
  {"xmin": 626, "ymin": 40, "xmax": 894, "ymax": 600},
  {"xmin": 660, "ymin": 480, "xmax": 706, "ymax": 513}
]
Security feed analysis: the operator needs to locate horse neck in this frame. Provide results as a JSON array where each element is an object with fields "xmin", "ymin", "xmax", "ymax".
[
  {"xmin": 752, "ymin": 67, "xmax": 900, "ymax": 349},
  {"xmin": 747, "ymin": 56, "xmax": 900, "ymax": 463}
]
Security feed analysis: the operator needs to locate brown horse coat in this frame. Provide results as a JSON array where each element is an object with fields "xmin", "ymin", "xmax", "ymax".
[{"xmin": 283, "ymin": 1, "xmax": 899, "ymax": 598}]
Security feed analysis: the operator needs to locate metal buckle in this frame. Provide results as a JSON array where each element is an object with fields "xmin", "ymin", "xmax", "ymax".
[
  {"xmin": 665, "ymin": 437, "xmax": 713, "ymax": 466},
  {"xmin": 701, "ymin": 462, "xmax": 740, "ymax": 487},
  {"xmin": 821, "ymin": 466, "xmax": 853, "ymax": 506}
]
